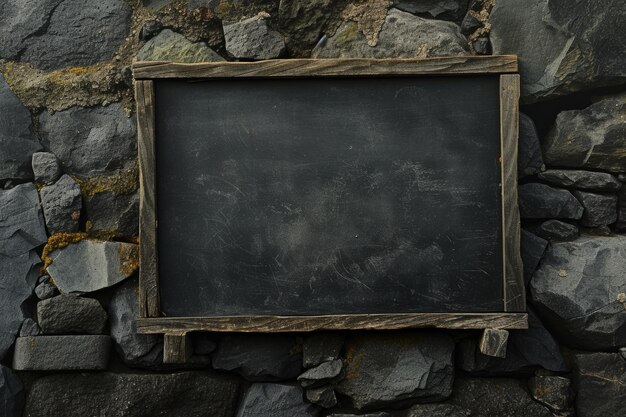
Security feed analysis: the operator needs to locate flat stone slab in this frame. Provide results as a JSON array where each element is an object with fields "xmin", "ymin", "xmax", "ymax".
[
  {"xmin": 46, "ymin": 239, "xmax": 138, "ymax": 293},
  {"xmin": 12, "ymin": 335, "xmax": 111, "ymax": 371}
]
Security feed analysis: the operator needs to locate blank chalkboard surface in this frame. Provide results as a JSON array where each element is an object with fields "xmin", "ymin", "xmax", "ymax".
[{"xmin": 154, "ymin": 75, "xmax": 504, "ymax": 316}]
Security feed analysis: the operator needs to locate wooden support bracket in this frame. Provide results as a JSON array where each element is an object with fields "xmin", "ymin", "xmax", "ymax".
[
  {"xmin": 479, "ymin": 328, "xmax": 509, "ymax": 358},
  {"xmin": 163, "ymin": 333, "xmax": 192, "ymax": 364}
]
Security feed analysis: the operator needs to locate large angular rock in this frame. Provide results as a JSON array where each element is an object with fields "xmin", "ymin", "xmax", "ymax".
[
  {"xmin": 212, "ymin": 334, "xmax": 302, "ymax": 380},
  {"xmin": 84, "ymin": 190, "xmax": 139, "ymax": 239},
  {"xmin": 24, "ymin": 371, "xmax": 240, "ymax": 417},
  {"xmin": 393, "ymin": 0, "xmax": 470, "ymax": 21},
  {"xmin": 337, "ymin": 332, "xmax": 454, "ymax": 410},
  {"xmin": 46, "ymin": 240, "xmax": 139, "ymax": 293},
  {"xmin": 37, "ymin": 294, "xmax": 107, "ymax": 334},
  {"xmin": 225, "ymin": 14, "xmax": 286, "ymax": 59},
  {"xmin": 40, "ymin": 174, "xmax": 82, "ymax": 233},
  {"xmin": 0, "ymin": 73, "xmax": 41, "ymax": 182},
  {"xmin": 108, "ymin": 278, "xmax": 162, "ymax": 367},
  {"xmin": 542, "ymin": 94, "xmax": 626, "ymax": 172},
  {"xmin": 448, "ymin": 377, "xmax": 552, "ymax": 416},
  {"xmin": 457, "ymin": 308, "xmax": 567, "ymax": 375},
  {"xmin": 303, "ymin": 333, "xmax": 345, "ymax": 368},
  {"xmin": 137, "ymin": 29, "xmax": 224, "ymax": 63},
  {"xmin": 39, "ymin": 104, "xmax": 136, "ymax": 178},
  {"xmin": 13, "ymin": 335, "xmax": 111, "ymax": 370},
  {"xmin": 0, "ymin": 0, "xmax": 132, "ymax": 70},
  {"xmin": 531, "ymin": 235, "xmax": 626, "ymax": 350},
  {"xmin": 298, "ymin": 359, "xmax": 343, "ymax": 388},
  {"xmin": 0, "ymin": 184, "xmax": 46, "ymax": 360},
  {"xmin": 572, "ymin": 353, "xmax": 626, "ymax": 417},
  {"xmin": 518, "ymin": 113, "xmax": 544, "ymax": 178},
  {"xmin": 518, "ymin": 183, "xmax": 583, "ymax": 219},
  {"xmin": 278, "ymin": 0, "xmax": 335, "ymax": 50},
  {"xmin": 520, "ymin": 229, "xmax": 548, "ymax": 284},
  {"xmin": 529, "ymin": 375, "xmax": 572, "ymax": 413},
  {"xmin": 490, "ymin": 0, "xmax": 626, "ymax": 102},
  {"xmin": 236, "ymin": 383, "xmax": 319, "ymax": 417},
  {"xmin": 572, "ymin": 190, "xmax": 618, "ymax": 227},
  {"xmin": 532, "ymin": 220, "xmax": 578, "ymax": 242},
  {"xmin": 305, "ymin": 386, "xmax": 337, "ymax": 408},
  {"xmin": 313, "ymin": 8, "xmax": 468, "ymax": 58},
  {"xmin": 32, "ymin": 152, "xmax": 61, "ymax": 185},
  {"xmin": 538, "ymin": 169, "xmax": 622, "ymax": 192},
  {"xmin": 0, "ymin": 365, "xmax": 24, "ymax": 417}
]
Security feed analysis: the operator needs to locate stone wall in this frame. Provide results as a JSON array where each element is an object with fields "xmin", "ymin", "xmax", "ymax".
[{"xmin": 1, "ymin": 1, "xmax": 625, "ymax": 416}]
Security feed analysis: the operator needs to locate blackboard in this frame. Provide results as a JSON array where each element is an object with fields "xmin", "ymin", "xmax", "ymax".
[{"xmin": 133, "ymin": 57, "xmax": 526, "ymax": 341}]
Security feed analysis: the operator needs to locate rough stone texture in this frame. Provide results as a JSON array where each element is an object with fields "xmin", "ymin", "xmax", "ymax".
[
  {"xmin": 0, "ymin": 73, "xmax": 41, "ymax": 182},
  {"xmin": 298, "ymin": 359, "xmax": 343, "ymax": 388},
  {"xmin": 337, "ymin": 332, "xmax": 454, "ymax": 410},
  {"xmin": 448, "ymin": 377, "xmax": 552, "ymax": 417},
  {"xmin": 518, "ymin": 183, "xmax": 583, "ymax": 220},
  {"xmin": 24, "ymin": 371, "xmax": 240, "ymax": 417},
  {"xmin": 236, "ymin": 383, "xmax": 319, "ymax": 417},
  {"xmin": 457, "ymin": 308, "xmax": 567, "ymax": 375},
  {"xmin": 405, "ymin": 403, "xmax": 471, "ymax": 417},
  {"xmin": 542, "ymin": 94, "xmax": 626, "ymax": 172},
  {"xmin": 518, "ymin": 113, "xmax": 544, "ymax": 178},
  {"xmin": 47, "ymin": 239, "xmax": 139, "ymax": 293},
  {"xmin": 84, "ymin": 190, "xmax": 139, "ymax": 239},
  {"xmin": 533, "ymin": 220, "xmax": 579, "ymax": 241},
  {"xmin": 192, "ymin": 334, "xmax": 217, "ymax": 355},
  {"xmin": 393, "ymin": 0, "xmax": 469, "ymax": 21},
  {"xmin": 224, "ymin": 14, "xmax": 286, "ymax": 59},
  {"xmin": 529, "ymin": 375, "xmax": 572, "ymax": 413},
  {"xmin": 19, "ymin": 318, "xmax": 41, "ymax": 337},
  {"xmin": 13, "ymin": 335, "xmax": 111, "ymax": 371},
  {"xmin": 37, "ymin": 294, "xmax": 107, "ymax": 334},
  {"xmin": 520, "ymin": 229, "xmax": 548, "ymax": 284},
  {"xmin": 313, "ymin": 8, "xmax": 468, "ymax": 58},
  {"xmin": 137, "ymin": 29, "xmax": 225, "ymax": 63},
  {"xmin": 0, "ymin": 365, "xmax": 24, "ymax": 417},
  {"xmin": 108, "ymin": 278, "xmax": 162, "ymax": 367},
  {"xmin": 0, "ymin": 0, "xmax": 132, "ymax": 70},
  {"xmin": 31, "ymin": 152, "xmax": 61, "ymax": 185},
  {"xmin": 212, "ymin": 334, "xmax": 302, "ymax": 380},
  {"xmin": 490, "ymin": 0, "xmax": 626, "ymax": 102},
  {"xmin": 538, "ymin": 170, "xmax": 622, "ymax": 192},
  {"xmin": 459, "ymin": 13, "xmax": 481, "ymax": 35},
  {"xmin": 618, "ymin": 185, "xmax": 626, "ymax": 230},
  {"xmin": 39, "ymin": 174, "xmax": 82, "ymax": 233},
  {"xmin": 572, "ymin": 191, "xmax": 618, "ymax": 227},
  {"xmin": 278, "ymin": 0, "xmax": 335, "ymax": 50},
  {"xmin": 303, "ymin": 333, "xmax": 345, "ymax": 368},
  {"xmin": 572, "ymin": 353, "xmax": 626, "ymax": 417},
  {"xmin": 34, "ymin": 278, "xmax": 58, "ymax": 300},
  {"xmin": 140, "ymin": 20, "xmax": 164, "ymax": 41},
  {"xmin": 0, "ymin": 183, "xmax": 46, "ymax": 360},
  {"xmin": 306, "ymin": 386, "xmax": 337, "ymax": 408},
  {"xmin": 329, "ymin": 413, "xmax": 391, "ymax": 417},
  {"xmin": 39, "ymin": 104, "xmax": 137, "ymax": 178},
  {"xmin": 531, "ymin": 235, "xmax": 626, "ymax": 350}
]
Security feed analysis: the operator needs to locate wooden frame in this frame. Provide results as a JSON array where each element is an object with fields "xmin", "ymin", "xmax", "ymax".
[{"xmin": 133, "ymin": 56, "xmax": 526, "ymax": 361}]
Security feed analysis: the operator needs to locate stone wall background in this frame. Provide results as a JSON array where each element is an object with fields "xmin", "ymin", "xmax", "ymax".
[{"xmin": 1, "ymin": 1, "xmax": 625, "ymax": 416}]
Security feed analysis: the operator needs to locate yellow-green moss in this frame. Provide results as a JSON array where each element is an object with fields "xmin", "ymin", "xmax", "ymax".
[
  {"xmin": 118, "ymin": 244, "xmax": 139, "ymax": 277},
  {"xmin": 40, "ymin": 232, "xmax": 88, "ymax": 272},
  {"xmin": 74, "ymin": 165, "xmax": 138, "ymax": 197}
]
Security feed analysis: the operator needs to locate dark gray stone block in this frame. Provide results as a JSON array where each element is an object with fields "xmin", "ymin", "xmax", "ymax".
[
  {"xmin": 12, "ymin": 335, "xmax": 111, "ymax": 371},
  {"xmin": 406, "ymin": 403, "xmax": 471, "ymax": 417},
  {"xmin": 0, "ymin": 74, "xmax": 41, "ymax": 182},
  {"xmin": 225, "ymin": 14, "xmax": 286, "ymax": 59},
  {"xmin": 0, "ymin": 365, "xmax": 24, "ymax": 417},
  {"xmin": 532, "ymin": 220, "xmax": 579, "ymax": 242},
  {"xmin": 393, "ymin": 0, "xmax": 470, "ymax": 21},
  {"xmin": 520, "ymin": 229, "xmax": 548, "ymax": 284},
  {"xmin": 31, "ymin": 152, "xmax": 61, "ymax": 186},
  {"xmin": 518, "ymin": 183, "xmax": 583, "ymax": 219},
  {"xmin": 305, "ymin": 386, "xmax": 337, "ymax": 408},
  {"xmin": 531, "ymin": 235, "xmax": 626, "ymax": 350},
  {"xmin": 572, "ymin": 190, "xmax": 618, "ymax": 227},
  {"xmin": 34, "ymin": 278, "xmax": 58, "ymax": 300},
  {"xmin": 298, "ymin": 359, "xmax": 343, "ymax": 388},
  {"xmin": 37, "ymin": 294, "xmax": 107, "ymax": 334},
  {"xmin": 137, "ymin": 29, "xmax": 224, "ymax": 63},
  {"xmin": 212, "ymin": 334, "xmax": 302, "ymax": 381},
  {"xmin": 303, "ymin": 333, "xmax": 345, "ymax": 368},
  {"xmin": 39, "ymin": 174, "xmax": 82, "ymax": 233},
  {"xmin": 337, "ymin": 332, "xmax": 454, "ymax": 410},
  {"xmin": 0, "ymin": 0, "xmax": 132, "ymax": 70},
  {"xmin": 538, "ymin": 169, "xmax": 622, "ymax": 192},
  {"xmin": 84, "ymin": 190, "xmax": 139, "ymax": 239},
  {"xmin": 236, "ymin": 383, "xmax": 319, "ymax": 417},
  {"xmin": 518, "ymin": 113, "xmax": 544, "ymax": 178},
  {"xmin": 24, "ymin": 371, "xmax": 240, "ymax": 417},
  {"xmin": 108, "ymin": 279, "xmax": 162, "ymax": 367},
  {"xmin": 529, "ymin": 375, "xmax": 572, "ymax": 413},
  {"xmin": 19, "ymin": 318, "xmax": 41, "ymax": 337},
  {"xmin": 572, "ymin": 352, "xmax": 626, "ymax": 417}
]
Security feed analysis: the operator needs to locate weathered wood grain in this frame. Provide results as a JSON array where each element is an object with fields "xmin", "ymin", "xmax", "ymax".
[
  {"xmin": 163, "ymin": 334, "xmax": 192, "ymax": 364},
  {"xmin": 479, "ymin": 328, "xmax": 509, "ymax": 358},
  {"xmin": 136, "ymin": 313, "xmax": 528, "ymax": 334},
  {"xmin": 135, "ymin": 80, "xmax": 160, "ymax": 318},
  {"xmin": 500, "ymin": 74, "xmax": 525, "ymax": 312},
  {"xmin": 132, "ymin": 56, "xmax": 518, "ymax": 79}
]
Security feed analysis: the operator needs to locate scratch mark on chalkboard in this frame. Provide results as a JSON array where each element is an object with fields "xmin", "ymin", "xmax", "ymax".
[{"xmin": 331, "ymin": 250, "xmax": 374, "ymax": 292}]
